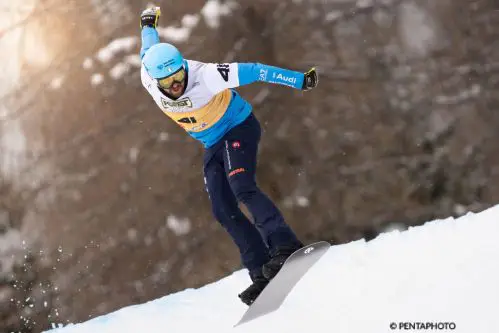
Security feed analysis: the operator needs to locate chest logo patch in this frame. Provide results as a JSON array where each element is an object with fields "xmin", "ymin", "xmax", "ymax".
[{"xmin": 161, "ymin": 97, "xmax": 193, "ymax": 109}]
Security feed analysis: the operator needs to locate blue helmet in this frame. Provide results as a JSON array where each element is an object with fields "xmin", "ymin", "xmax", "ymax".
[{"xmin": 143, "ymin": 43, "xmax": 184, "ymax": 79}]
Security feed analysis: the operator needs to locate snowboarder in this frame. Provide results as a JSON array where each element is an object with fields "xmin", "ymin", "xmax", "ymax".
[{"xmin": 139, "ymin": 7, "xmax": 318, "ymax": 305}]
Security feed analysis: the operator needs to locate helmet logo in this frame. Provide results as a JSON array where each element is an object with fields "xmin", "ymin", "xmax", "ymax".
[{"xmin": 157, "ymin": 59, "xmax": 175, "ymax": 71}]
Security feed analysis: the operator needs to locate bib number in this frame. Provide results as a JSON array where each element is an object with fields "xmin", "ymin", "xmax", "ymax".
[{"xmin": 178, "ymin": 117, "xmax": 197, "ymax": 124}]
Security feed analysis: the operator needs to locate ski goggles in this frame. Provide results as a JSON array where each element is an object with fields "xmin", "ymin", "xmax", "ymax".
[{"xmin": 157, "ymin": 67, "xmax": 186, "ymax": 89}]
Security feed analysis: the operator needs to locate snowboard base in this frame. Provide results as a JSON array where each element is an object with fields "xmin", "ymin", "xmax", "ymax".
[{"xmin": 235, "ymin": 241, "xmax": 331, "ymax": 326}]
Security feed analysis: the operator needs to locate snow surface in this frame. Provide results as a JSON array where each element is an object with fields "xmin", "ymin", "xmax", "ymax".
[{"xmin": 46, "ymin": 205, "xmax": 499, "ymax": 333}]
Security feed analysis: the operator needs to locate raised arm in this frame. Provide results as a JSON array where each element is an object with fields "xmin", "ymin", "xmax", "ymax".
[
  {"xmin": 140, "ymin": 27, "xmax": 160, "ymax": 59},
  {"xmin": 139, "ymin": 7, "xmax": 161, "ymax": 59},
  {"xmin": 202, "ymin": 62, "xmax": 318, "ymax": 94}
]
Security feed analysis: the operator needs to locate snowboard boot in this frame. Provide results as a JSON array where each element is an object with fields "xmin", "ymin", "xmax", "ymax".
[
  {"xmin": 262, "ymin": 243, "xmax": 303, "ymax": 280},
  {"xmin": 238, "ymin": 269, "xmax": 269, "ymax": 306}
]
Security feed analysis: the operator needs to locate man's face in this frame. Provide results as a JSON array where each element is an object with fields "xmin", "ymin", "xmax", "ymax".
[{"xmin": 157, "ymin": 67, "xmax": 186, "ymax": 98}]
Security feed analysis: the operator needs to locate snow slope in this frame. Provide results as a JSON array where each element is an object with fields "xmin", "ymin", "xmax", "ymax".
[{"xmin": 46, "ymin": 205, "xmax": 499, "ymax": 333}]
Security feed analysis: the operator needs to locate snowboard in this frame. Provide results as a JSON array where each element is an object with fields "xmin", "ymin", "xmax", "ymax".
[{"xmin": 235, "ymin": 241, "xmax": 331, "ymax": 327}]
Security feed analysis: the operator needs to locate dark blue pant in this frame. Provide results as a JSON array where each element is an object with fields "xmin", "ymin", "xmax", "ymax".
[{"xmin": 203, "ymin": 114, "xmax": 302, "ymax": 276}]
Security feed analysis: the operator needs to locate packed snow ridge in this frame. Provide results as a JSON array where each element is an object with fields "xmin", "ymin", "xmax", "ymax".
[{"xmin": 47, "ymin": 205, "xmax": 499, "ymax": 333}]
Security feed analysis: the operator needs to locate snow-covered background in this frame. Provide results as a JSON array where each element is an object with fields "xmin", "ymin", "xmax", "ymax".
[{"xmin": 46, "ymin": 204, "xmax": 499, "ymax": 333}]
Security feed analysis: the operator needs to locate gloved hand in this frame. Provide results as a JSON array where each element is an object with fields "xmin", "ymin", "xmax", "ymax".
[
  {"xmin": 140, "ymin": 7, "xmax": 161, "ymax": 29},
  {"xmin": 302, "ymin": 67, "xmax": 318, "ymax": 91}
]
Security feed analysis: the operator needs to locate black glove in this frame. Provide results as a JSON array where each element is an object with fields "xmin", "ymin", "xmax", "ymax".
[
  {"xmin": 302, "ymin": 67, "xmax": 318, "ymax": 91},
  {"xmin": 140, "ymin": 7, "xmax": 161, "ymax": 29}
]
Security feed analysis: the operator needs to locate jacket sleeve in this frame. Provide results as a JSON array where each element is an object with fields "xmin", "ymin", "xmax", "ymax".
[
  {"xmin": 238, "ymin": 63, "xmax": 305, "ymax": 89},
  {"xmin": 202, "ymin": 62, "xmax": 305, "ymax": 94},
  {"xmin": 140, "ymin": 26, "xmax": 160, "ymax": 59}
]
